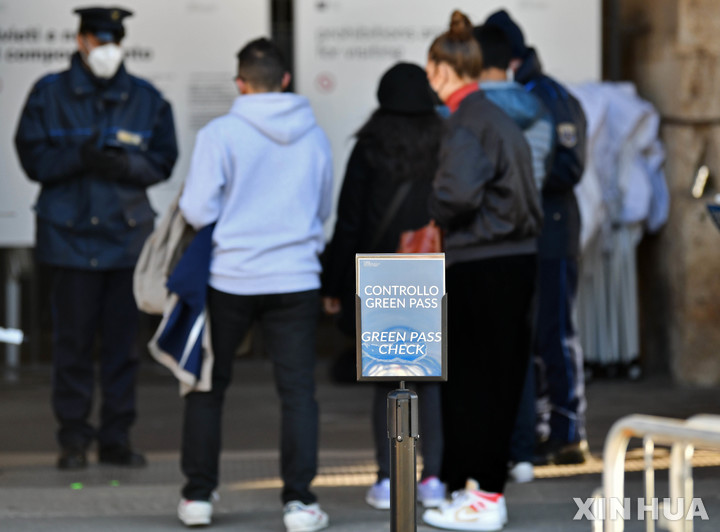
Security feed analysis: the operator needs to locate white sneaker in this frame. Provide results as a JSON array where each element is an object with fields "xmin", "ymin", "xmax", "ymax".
[
  {"xmin": 418, "ymin": 476, "xmax": 447, "ymax": 508},
  {"xmin": 422, "ymin": 479, "xmax": 506, "ymax": 531},
  {"xmin": 365, "ymin": 478, "xmax": 391, "ymax": 510},
  {"xmin": 178, "ymin": 499, "xmax": 212, "ymax": 527},
  {"xmin": 283, "ymin": 500, "xmax": 329, "ymax": 532},
  {"xmin": 508, "ymin": 461, "xmax": 534, "ymax": 483}
]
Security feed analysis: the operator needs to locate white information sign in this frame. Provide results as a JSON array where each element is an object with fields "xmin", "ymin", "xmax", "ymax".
[
  {"xmin": 356, "ymin": 254, "xmax": 446, "ymax": 382},
  {"xmin": 294, "ymin": 0, "xmax": 601, "ymax": 233},
  {"xmin": 0, "ymin": 0, "xmax": 270, "ymax": 246}
]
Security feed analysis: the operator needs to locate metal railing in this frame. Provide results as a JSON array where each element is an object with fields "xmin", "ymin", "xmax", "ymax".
[{"xmin": 594, "ymin": 413, "xmax": 720, "ymax": 532}]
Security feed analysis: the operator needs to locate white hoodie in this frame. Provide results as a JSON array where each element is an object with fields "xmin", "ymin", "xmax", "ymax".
[{"xmin": 179, "ymin": 92, "xmax": 333, "ymax": 295}]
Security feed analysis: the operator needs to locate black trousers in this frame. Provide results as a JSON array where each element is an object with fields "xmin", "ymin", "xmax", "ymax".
[
  {"xmin": 181, "ymin": 287, "xmax": 321, "ymax": 504},
  {"xmin": 50, "ymin": 267, "xmax": 140, "ymax": 450},
  {"xmin": 535, "ymin": 257, "xmax": 586, "ymax": 443},
  {"xmin": 372, "ymin": 382, "xmax": 443, "ymax": 481},
  {"xmin": 440, "ymin": 255, "xmax": 537, "ymax": 494}
]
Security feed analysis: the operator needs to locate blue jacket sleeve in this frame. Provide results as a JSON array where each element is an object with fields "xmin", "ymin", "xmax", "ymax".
[
  {"xmin": 124, "ymin": 98, "xmax": 178, "ymax": 187},
  {"xmin": 14, "ymin": 87, "xmax": 85, "ymax": 184},
  {"xmin": 543, "ymin": 114, "xmax": 586, "ymax": 193},
  {"xmin": 529, "ymin": 80, "xmax": 587, "ymax": 194}
]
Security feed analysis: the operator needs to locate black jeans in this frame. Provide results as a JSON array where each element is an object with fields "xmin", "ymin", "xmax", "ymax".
[
  {"xmin": 440, "ymin": 254, "xmax": 537, "ymax": 494},
  {"xmin": 50, "ymin": 267, "xmax": 139, "ymax": 450},
  {"xmin": 372, "ymin": 382, "xmax": 443, "ymax": 481},
  {"xmin": 181, "ymin": 287, "xmax": 321, "ymax": 504},
  {"xmin": 509, "ymin": 356, "xmax": 537, "ymax": 463}
]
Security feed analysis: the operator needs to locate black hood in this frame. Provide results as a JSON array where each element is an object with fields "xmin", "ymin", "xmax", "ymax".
[{"xmin": 514, "ymin": 48, "xmax": 544, "ymax": 84}]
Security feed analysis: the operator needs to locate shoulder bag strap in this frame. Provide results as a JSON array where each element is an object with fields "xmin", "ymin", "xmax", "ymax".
[{"xmin": 368, "ymin": 180, "xmax": 413, "ymax": 251}]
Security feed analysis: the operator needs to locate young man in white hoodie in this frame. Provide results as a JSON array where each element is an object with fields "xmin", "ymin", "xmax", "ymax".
[{"xmin": 176, "ymin": 38, "xmax": 333, "ymax": 531}]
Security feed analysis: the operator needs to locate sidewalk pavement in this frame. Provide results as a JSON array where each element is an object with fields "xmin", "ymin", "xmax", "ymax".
[{"xmin": 1, "ymin": 357, "xmax": 719, "ymax": 531}]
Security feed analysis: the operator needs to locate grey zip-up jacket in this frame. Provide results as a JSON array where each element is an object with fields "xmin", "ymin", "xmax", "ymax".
[{"xmin": 430, "ymin": 90, "xmax": 543, "ymax": 266}]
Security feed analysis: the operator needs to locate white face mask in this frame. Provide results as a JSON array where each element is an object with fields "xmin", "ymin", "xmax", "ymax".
[{"xmin": 86, "ymin": 42, "xmax": 123, "ymax": 79}]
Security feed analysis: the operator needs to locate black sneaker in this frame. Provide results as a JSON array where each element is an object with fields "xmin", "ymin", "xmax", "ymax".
[
  {"xmin": 57, "ymin": 447, "xmax": 88, "ymax": 470},
  {"xmin": 533, "ymin": 439, "xmax": 590, "ymax": 466},
  {"xmin": 98, "ymin": 445, "xmax": 147, "ymax": 468}
]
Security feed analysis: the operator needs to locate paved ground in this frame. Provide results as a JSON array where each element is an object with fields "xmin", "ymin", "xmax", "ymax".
[{"xmin": 1, "ymin": 355, "xmax": 719, "ymax": 531}]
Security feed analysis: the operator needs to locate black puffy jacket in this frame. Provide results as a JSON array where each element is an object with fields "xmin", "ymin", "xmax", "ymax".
[{"xmin": 429, "ymin": 90, "xmax": 542, "ymax": 267}]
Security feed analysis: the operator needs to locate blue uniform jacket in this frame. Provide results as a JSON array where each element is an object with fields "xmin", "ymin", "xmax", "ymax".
[
  {"xmin": 14, "ymin": 52, "xmax": 178, "ymax": 269},
  {"xmin": 516, "ymin": 48, "xmax": 587, "ymax": 259}
]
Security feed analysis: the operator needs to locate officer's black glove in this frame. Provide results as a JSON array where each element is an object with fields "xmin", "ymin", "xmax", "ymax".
[
  {"xmin": 81, "ymin": 138, "xmax": 129, "ymax": 181},
  {"xmin": 97, "ymin": 147, "xmax": 129, "ymax": 181},
  {"xmin": 80, "ymin": 134, "xmax": 103, "ymax": 167}
]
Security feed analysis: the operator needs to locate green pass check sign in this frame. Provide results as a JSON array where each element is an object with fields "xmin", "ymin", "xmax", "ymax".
[{"xmin": 355, "ymin": 254, "xmax": 447, "ymax": 382}]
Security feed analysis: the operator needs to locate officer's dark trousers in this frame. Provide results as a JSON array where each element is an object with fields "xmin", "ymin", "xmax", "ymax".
[
  {"xmin": 440, "ymin": 255, "xmax": 536, "ymax": 494},
  {"xmin": 181, "ymin": 287, "xmax": 320, "ymax": 504},
  {"xmin": 51, "ymin": 267, "xmax": 139, "ymax": 450},
  {"xmin": 535, "ymin": 257, "xmax": 586, "ymax": 443},
  {"xmin": 508, "ymin": 355, "xmax": 537, "ymax": 463}
]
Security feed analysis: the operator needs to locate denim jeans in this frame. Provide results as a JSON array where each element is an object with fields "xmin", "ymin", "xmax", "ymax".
[{"xmin": 181, "ymin": 287, "xmax": 321, "ymax": 504}]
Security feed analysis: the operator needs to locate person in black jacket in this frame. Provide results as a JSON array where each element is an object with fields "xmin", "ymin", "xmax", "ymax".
[
  {"xmin": 485, "ymin": 9, "xmax": 590, "ymax": 467},
  {"xmin": 14, "ymin": 6, "xmax": 178, "ymax": 470},
  {"xmin": 421, "ymin": 11, "xmax": 542, "ymax": 531},
  {"xmin": 321, "ymin": 62, "xmax": 446, "ymax": 510}
]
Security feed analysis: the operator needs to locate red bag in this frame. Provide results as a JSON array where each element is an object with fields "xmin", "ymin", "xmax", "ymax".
[{"xmin": 397, "ymin": 220, "xmax": 442, "ymax": 253}]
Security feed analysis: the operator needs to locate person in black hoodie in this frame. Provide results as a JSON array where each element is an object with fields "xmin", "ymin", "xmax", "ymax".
[
  {"xmin": 321, "ymin": 62, "xmax": 446, "ymax": 510},
  {"xmin": 484, "ymin": 9, "xmax": 590, "ymax": 467}
]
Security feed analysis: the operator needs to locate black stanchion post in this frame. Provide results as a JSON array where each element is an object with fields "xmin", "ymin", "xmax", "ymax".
[{"xmin": 388, "ymin": 381, "xmax": 419, "ymax": 532}]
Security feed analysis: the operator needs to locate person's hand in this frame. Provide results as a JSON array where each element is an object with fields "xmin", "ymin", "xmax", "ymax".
[
  {"xmin": 81, "ymin": 137, "xmax": 129, "ymax": 180},
  {"xmin": 96, "ymin": 147, "xmax": 129, "ymax": 180},
  {"xmin": 322, "ymin": 297, "xmax": 341, "ymax": 315},
  {"xmin": 80, "ymin": 133, "xmax": 103, "ymax": 166}
]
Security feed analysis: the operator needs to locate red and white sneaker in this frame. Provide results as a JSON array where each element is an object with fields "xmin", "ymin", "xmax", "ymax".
[{"xmin": 422, "ymin": 479, "xmax": 507, "ymax": 531}]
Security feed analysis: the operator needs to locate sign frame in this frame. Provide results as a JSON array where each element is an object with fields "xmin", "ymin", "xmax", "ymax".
[{"xmin": 355, "ymin": 253, "xmax": 447, "ymax": 382}]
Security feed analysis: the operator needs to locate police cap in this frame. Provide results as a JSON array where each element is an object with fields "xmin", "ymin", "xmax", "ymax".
[{"xmin": 74, "ymin": 6, "xmax": 133, "ymax": 42}]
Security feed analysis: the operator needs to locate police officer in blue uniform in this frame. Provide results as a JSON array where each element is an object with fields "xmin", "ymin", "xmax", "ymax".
[
  {"xmin": 14, "ymin": 6, "xmax": 178, "ymax": 469},
  {"xmin": 484, "ymin": 10, "xmax": 590, "ymax": 466}
]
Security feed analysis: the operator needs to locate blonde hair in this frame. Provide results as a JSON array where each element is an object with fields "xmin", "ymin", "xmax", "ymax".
[{"xmin": 428, "ymin": 10, "xmax": 482, "ymax": 78}]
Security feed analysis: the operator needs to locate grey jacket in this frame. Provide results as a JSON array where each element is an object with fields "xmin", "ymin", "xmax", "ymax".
[{"xmin": 430, "ymin": 90, "xmax": 543, "ymax": 266}]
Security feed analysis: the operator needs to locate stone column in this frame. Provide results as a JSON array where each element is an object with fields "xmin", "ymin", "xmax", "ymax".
[{"xmin": 623, "ymin": 0, "xmax": 720, "ymax": 384}]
